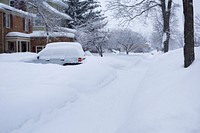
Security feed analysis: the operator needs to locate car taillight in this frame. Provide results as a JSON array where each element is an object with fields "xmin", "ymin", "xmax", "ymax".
[{"xmin": 78, "ymin": 57, "xmax": 82, "ymax": 62}]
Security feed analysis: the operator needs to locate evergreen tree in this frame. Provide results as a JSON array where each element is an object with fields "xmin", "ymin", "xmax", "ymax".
[
  {"xmin": 66, "ymin": 0, "xmax": 108, "ymax": 56},
  {"xmin": 65, "ymin": 0, "xmax": 104, "ymax": 28}
]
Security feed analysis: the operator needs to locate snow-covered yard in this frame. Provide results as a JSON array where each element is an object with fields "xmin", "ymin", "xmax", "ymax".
[{"xmin": 0, "ymin": 48, "xmax": 200, "ymax": 133}]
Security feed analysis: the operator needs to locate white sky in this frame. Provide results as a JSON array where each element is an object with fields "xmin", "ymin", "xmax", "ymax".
[{"xmin": 99, "ymin": 0, "xmax": 200, "ymax": 34}]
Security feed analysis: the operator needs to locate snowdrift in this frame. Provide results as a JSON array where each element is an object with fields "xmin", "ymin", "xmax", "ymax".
[
  {"xmin": 116, "ymin": 48, "xmax": 200, "ymax": 133},
  {"xmin": 0, "ymin": 48, "xmax": 200, "ymax": 133}
]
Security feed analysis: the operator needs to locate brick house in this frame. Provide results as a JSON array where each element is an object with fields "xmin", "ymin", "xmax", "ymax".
[
  {"xmin": 0, "ymin": 2, "xmax": 35, "ymax": 53},
  {"xmin": 30, "ymin": 31, "xmax": 75, "ymax": 53},
  {"xmin": 29, "ymin": 0, "xmax": 75, "ymax": 53},
  {"xmin": 0, "ymin": 0, "xmax": 75, "ymax": 53}
]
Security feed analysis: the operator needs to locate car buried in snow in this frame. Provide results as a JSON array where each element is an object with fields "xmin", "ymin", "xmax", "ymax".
[{"xmin": 36, "ymin": 42, "xmax": 85, "ymax": 65}]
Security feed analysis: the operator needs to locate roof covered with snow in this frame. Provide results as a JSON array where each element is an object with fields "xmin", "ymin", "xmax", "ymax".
[
  {"xmin": 6, "ymin": 32, "xmax": 31, "ymax": 38},
  {"xmin": 0, "ymin": 3, "xmax": 35, "ymax": 18},
  {"xmin": 42, "ymin": 2, "xmax": 71, "ymax": 20},
  {"xmin": 30, "ymin": 31, "xmax": 75, "ymax": 38},
  {"xmin": 48, "ymin": 0, "xmax": 68, "ymax": 8},
  {"xmin": 54, "ymin": 27, "xmax": 77, "ymax": 34},
  {"xmin": 6, "ymin": 31, "xmax": 75, "ymax": 38}
]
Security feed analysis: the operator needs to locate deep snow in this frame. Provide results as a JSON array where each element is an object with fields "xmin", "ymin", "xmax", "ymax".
[{"xmin": 0, "ymin": 48, "xmax": 200, "ymax": 133}]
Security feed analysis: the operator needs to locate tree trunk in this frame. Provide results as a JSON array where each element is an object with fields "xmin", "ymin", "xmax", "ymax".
[
  {"xmin": 45, "ymin": 24, "xmax": 50, "ymax": 43},
  {"xmin": 161, "ymin": 0, "xmax": 172, "ymax": 53},
  {"xmin": 99, "ymin": 47, "xmax": 103, "ymax": 57},
  {"xmin": 95, "ymin": 44, "xmax": 103, "ymax": 57},
  {"xmin": 183, "ymin": 0, "xmax": 195, "ymax": 68},
  {"xmin": 126, "ymin": 50, "xmax": 129, "ymax": 55}
]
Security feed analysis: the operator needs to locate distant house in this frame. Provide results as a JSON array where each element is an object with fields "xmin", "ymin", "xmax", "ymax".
[{"xmin": 0, "ymin": 0, "xmax": 75, "ymax": 53}]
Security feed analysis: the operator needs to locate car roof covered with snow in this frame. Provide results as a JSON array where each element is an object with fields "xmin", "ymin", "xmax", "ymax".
[{"xmin": 38, "ymin": 42, "xmax": 85, "ymax": 60}]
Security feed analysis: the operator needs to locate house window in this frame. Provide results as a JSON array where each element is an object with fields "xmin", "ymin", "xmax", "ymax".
[
  {"xmin": 56, "ymin": 6, "xmax": 63, "ymax": 12},
  {"xmin": 34, "ymin": 14, "xmax": 44, "ymax": 26},
  {"xmin": 24, "ymin": 18, "xmax": 29, "ymax": 32},
  {"xmin": 6, "ymin": 14, "xmax": 10, "ymax": 28},
  {"xmin": 36, "ymin": 46, "xmax": 45, "ymax": 53},
  {"xmin": 9, "ymin": 0, "xmax": 15, "ymax": 7}
]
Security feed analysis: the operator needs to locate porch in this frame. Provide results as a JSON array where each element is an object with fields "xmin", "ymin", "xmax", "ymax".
[{"xmin": 5, "ymin": 32, "xmax": 31, "ymax": 53}]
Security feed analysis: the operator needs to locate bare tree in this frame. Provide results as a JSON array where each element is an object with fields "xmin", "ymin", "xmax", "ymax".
[
  {"xmin": 182, "ymin": 0, "xmax": 195, "ymax": 68},
  {"xmin": 151, "ymin": 4, "xmax": 183, "ymax": 51},
  {"xmin": 76, "ymin": 18, "xmax": 108, "ymax": 57},
  {"xmin": 196, "ymin": 14, "xmax": 200, "ymax": 31},
  {"xmin": 108, "ymin": 29, "xmax": 147, "ymax": 54},
  {"xmin": 107, "ymin": 0, "xmax": 174, "ymax": 53},
  {"xmin": 23, "ymin": 0, "xmax": 71, "ymax": 42}
]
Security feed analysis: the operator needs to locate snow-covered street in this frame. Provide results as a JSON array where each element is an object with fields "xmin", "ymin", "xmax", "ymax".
[{"xmin": 0, "ymin": 49, "xmax": 200, "ymax": 133}]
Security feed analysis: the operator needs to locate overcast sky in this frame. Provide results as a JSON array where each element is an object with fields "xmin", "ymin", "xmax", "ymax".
[{"xmin": 99, "ymin": 0, "xmax": 200, "ymax": 34}]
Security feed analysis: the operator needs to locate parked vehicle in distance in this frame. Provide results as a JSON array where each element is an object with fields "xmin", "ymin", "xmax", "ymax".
[{"xmin": 37, "ymin": 42, "xmax": 85, "ymax": 65}]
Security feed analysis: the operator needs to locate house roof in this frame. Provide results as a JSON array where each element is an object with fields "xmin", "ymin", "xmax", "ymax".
[
  {"xmin": 42, "ymin": 2, "xmax": 71, "ymax": 20},
  {"xmin": 0, "ymin": 3, "xmax": 35, "ymax": 18},
  {"xmin": 6, "ymin": 31, "xmax": 75, "ymax": 38},
  {"xmin": 6, "ymin": 32, "xmax": 31, "ymax": 38},
  {"xmin": 30, "ymin": 31, "xmax": 75, "ymax": 38},
  {"xmin": 48, "ymin": 0, "xmax": 68, "ymax": 8}
]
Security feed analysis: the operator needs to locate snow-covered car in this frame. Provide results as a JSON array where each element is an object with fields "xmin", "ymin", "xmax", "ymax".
[{"xmin": 37, "ymin": 42, "xmax": 85, "ymax": 65}]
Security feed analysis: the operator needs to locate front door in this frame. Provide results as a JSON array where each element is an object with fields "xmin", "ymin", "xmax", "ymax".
[
  {"xmin": 21, "ymin": 41, "xmax": 27, "ymax": 52},
  {"xmin": 7, "ymin": 41, "xmax": 16, "ymax": 53}
]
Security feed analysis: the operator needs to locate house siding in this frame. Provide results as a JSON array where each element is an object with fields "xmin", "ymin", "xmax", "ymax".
[
  {"xmin": 3, "ymin": 15, "xmax": 32, "ymax": 34},
  {"xmin": 0, "ymin": 0, "xmax": 9, "ymax": 5}
]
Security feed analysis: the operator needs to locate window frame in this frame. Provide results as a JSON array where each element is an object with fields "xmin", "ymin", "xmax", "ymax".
[
  {"xmin": 9, "ymin": 0, "xmax": 15, "ymax": 7},
  {"xmin": 5, "ymin": 13, "xmax": 10, "ymax": 28},
  {"xmin": 24, "ymin": 18, "xmax": 29, "ymax": 32},
  {"xmin": 36, "ymin": 46, "xmax": 45, "ymax": 53}
]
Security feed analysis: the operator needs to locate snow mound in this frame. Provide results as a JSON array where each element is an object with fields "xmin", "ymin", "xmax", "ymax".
[
  {"xmin": 85, "ymin": 51, "xmax": 93, "ymax": 56},
  {"xmin": 68, "ymin": 60, "xmax": 117, "ymax": 92},
  {"xmin": 116, "ymin": 48, "xmax": 200, "ymax": 133},
  {"xmin": 0, "ymin": 63, "xmax": 78, "ymax": 133},
  {"xmin": 0, "ymin": 52, "xmax": 37, "ymax": 62}
]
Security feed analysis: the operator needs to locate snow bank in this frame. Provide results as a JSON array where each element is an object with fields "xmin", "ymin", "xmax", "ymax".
[
  {"xmin": 0, "ymin": 52, "xmax": 37, "ymax": 62},
  {"xmin": 0, "ymin": 53, "xmax": 118, "ymax": 133},
  {"xmin": 1, "ymin": 48, "xmax": 200, "ymax": 133},
  {"xmin": 0, "ymin": 61, "xmax": 80, "ymax": 133},
  {"xmin": 68, "ymin": 57, "xmax": 117, "ymax": 92},
  {"xmin": 116, "ymin": 48, "xmax": 200, "ymax": 133}
]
